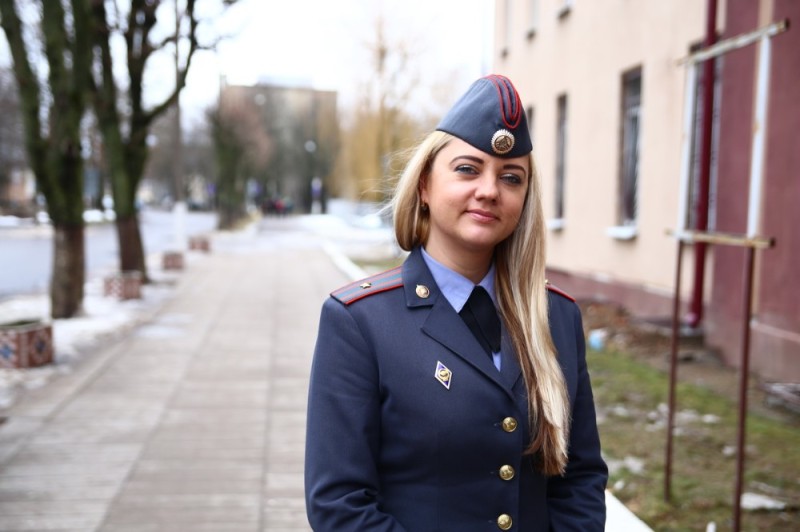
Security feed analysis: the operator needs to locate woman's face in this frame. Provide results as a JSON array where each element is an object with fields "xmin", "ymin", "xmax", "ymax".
[{"xmin": 420, "ymin": 137, "xmax": 529, "ymax": 268}]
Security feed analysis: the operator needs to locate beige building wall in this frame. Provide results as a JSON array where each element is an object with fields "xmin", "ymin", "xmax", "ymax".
[{"xmin": 493, "ymin": 0, "xmax": 718, "ymax": 304}]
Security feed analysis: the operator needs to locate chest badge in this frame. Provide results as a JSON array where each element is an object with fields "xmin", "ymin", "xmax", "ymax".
[{"xmin": 435, "ymin": 361, "xmax": 452, "ymax": 390}]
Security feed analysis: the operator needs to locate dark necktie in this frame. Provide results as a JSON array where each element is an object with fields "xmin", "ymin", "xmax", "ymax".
[{"xmin": 459, "ymin": 286, "xmax": 501, "ymax": 358}]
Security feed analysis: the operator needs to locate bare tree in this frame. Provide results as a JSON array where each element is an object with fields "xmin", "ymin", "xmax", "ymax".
[
  {"xmin": 0, "ymin": 0, "xmax": 94, "ymax": 318},
  {"xmin": 210, "ymin": 92, "xmax": 271, "ymax": 229},
  {"xmin": 338, "ymin": 15, "xmax": 426, "ymax": 202},
  {"xmin": 90, "ymin": 0, "xmax": 221, "ymax": 281},
  {"xmin": 0, "ymin": 66, "xmax": 27, "ymax": 210}
]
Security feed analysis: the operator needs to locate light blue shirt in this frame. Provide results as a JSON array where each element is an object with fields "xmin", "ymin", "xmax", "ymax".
[{"xmin": 421, "ymin": 247, "xmax": 502, "ymax": 371}]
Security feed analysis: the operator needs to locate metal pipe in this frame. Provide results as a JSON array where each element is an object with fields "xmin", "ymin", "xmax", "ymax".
[
  {"xmin": 732, "ymin": 29, "xmax": 775, "ymax": 532},
  {"xmin": 664, "ymin": 241, "xmax": 685, "ymax": 502},
  {"xmin": 732, "ymin": 247, "xmax": 756, "ymax": 532},
  {"xmin": 678, "ymin": 20, "xmax": 788, "ymax": 65},
  {"xmin": 687, "ymin": 0, "xmax": 718, "ymax": 328},
  {"xmin": 747, "ymin": 33, "xmax": 773, "ymax": 237}
]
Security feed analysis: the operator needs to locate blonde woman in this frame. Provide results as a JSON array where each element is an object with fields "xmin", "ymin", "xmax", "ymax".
[{"xmin": 305, "ymin": 75, "xmax": 607, "ymax": 531}]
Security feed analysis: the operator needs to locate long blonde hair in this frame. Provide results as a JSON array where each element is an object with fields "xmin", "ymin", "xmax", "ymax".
[{"xmin": 392, "ymin": 131, "xmax": 570, "ymax": 476}]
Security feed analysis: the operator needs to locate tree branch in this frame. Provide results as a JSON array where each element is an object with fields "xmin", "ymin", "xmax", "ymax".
[
  {"xmin": 0, "ymin": 0, "xmax": 46, "ymax": 190},
  {"xmin": 142, "ymin": 0, "xmax": 198, "ymax": 127}
]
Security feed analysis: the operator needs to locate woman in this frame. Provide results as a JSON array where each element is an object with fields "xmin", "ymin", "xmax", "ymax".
[{"xmin": 305, "ymin": 75, "xmax": 607, "ymax": 531}]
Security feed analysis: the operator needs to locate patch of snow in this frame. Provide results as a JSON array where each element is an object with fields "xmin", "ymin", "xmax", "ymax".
[
  {"xmin": 723, "ymin": 445, "xmax": 736, "ymax": 457},
  {"xmin": 606, "ymin": 455, "xmax": 646, "ymax": 476},
  {"xmin": 0, "ymin": 216, "xmax": 28, "ymax": 227},
  {"xmin": 741, "ymin": 492, "xmax": 787, "ymax": 511},
  {"xmin": 0, "ymin": 260, "xmax": 176, "ymax": 410},
  {"xmin": 605, "ymin": 490, "xmax": 653, "ymax": 531},
  {"xmin": 610, "ymin": 404, "xmax": 632, "ymax": 418},
  {"xmin": 134, "ymin": 324, "xmax": 186, "ymax": 339},
  {"xmin": 676, "ymin": 409, "xmax": 700, "ymax": 424}
]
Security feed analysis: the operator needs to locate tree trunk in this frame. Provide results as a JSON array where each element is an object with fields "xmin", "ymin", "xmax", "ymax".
[
  {"xmin": 217, "ymin": 172, "xmax": 247, "ymax": 230},
  {"xmin": 50, "ymin": 224, "xmax": 85, "ymax": 319},
  {"xmin": 115, "ymin": 213, "xmax": 148, "ymax": 282}
]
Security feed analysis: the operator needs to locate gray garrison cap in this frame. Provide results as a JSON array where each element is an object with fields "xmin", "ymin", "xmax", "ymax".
[{"xmin": 436, "ymin": 74, "xmax": 531, "ymax": 158}]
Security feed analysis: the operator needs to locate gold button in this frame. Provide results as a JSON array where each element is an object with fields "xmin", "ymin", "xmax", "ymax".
[
  {"xmin": 499, "ymin": 465, "xmax": 515, "ymax": 481},
  {"xmin": 497, "ymin": 514, "xmax": 513, "ymax": 530},
  {"xmin": 415, "ymin": 284, "xmax": 430, "ymax": 298},
  {"xmin": 501, "ymin": 417, "xmax": 518, "ymax": 432}
]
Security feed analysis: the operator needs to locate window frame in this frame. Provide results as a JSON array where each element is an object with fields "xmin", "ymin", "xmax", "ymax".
[
  {"xmin": 609, "ymin": 66, "xmax": 642, "ymax": 239},
  {"xmin": 552, "ymin": 94, "xmax": 568, "ymax": 228}
]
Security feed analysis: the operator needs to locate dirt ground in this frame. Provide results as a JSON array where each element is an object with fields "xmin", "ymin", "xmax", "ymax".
[{"xmin": 578, "ymin": 299, "xmax": 800, "ymax": 426}]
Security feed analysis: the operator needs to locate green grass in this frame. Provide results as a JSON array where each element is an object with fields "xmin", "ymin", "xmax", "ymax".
[{"xmin": 590, "ymin": 348, "xmax": 799, "ymax": 531}]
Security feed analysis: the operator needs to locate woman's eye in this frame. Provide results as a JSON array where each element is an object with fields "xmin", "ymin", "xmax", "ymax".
[
  {"xmin": 501, "ymin": 173, "xmax": 523, "ymax": 185},
  {"xmin": 455, "ymin": 164, "xmax": 478, "ymax": 175}
]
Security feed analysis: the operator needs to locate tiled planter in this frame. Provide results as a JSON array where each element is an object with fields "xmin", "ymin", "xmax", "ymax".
[
  {"xmin": 104, "ymin": 271, "xmax": 143, "ymax": 300},
  {"xmin": 189, "ymin": 235, "xmax": 211, "ymax": 252},
  {"xmin": 0, "ymin": 320, "xmax": 54, "ymax": 369},
  {"xmin": 162, "ymin": 251, "xmax": 184, "ymax": 271}
]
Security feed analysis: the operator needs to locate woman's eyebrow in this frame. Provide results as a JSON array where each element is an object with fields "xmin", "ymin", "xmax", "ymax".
[
  {"xmin": 450, "ymin": 155, "xmax": 484, "ymax": 165},
  {"xmin": 503, "ymin": 163, "xmax": 527, "ymax": 174}
]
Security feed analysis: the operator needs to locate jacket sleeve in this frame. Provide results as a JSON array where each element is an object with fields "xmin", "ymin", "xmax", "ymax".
[
  {"xmin": 547, "ymin": 302, "xmax": 608, "ymax": 531},
  {"xmin": 305, "ymin": 298, "xmax": 407, "ymax": 532}
]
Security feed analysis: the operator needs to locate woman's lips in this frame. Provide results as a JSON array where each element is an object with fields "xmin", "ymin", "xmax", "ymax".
[{"xmin": 467, "ymin": 209, "xmax": 498, "ymax": 223}]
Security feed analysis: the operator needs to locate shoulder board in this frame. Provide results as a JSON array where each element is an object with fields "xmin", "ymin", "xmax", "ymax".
[
  {"xmin": 546, "ymin": 281, "xmax": 576, "ymax": 302},
  {"xmin": 331, "ymin": 266, "xmax": 403, "ymax": 305}
]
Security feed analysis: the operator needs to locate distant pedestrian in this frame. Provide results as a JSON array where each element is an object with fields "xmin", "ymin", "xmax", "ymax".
[{"xmin": 305, "ymin": 74, "xmax": 607, "ymax": 531}]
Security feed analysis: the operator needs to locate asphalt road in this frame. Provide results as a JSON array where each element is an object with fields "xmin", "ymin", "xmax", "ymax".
[{"xmin": 0, "ymin": 209, "xmax": 217, "ymax": 300}]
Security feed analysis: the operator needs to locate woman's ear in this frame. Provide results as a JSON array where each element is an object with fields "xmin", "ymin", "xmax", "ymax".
[{"xmin": 418, "ymin": 174, "xmax": 428, "ymax": 206}]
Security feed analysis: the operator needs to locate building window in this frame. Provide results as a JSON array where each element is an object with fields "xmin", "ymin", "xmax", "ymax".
[
  {"xmin": 555, "ymin": 94, "xmax": 568, "ymax": 221},
  {"xmin": 527, "ymin": 0, "xmax": 539, "ymax": 39},
  {"xmin": 618, "ymin": 68, "xmax": 642, "ymax": 228}
]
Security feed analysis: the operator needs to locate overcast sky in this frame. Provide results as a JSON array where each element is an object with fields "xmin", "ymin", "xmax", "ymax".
[
  {"xmin": 175, "ymin": 0, "xmax": 494, "ymax": 125},
  {"xmin": 0, "ymin": 0, "xmax": 493, "ymax": 127}
]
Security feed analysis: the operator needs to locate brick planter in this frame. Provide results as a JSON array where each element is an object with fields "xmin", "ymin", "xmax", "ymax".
[
  {"xmin": 104, "ymin": 271, "xmax": 143, "ymax": 300},
  {"xmin": 189, "ymin": 235, "xmax": 211, "ymax": 252},
  {"xmin": 162, "ymin": 251, "xmax": 184, "ymax": 271},
  {"xmin": 0, "ymin": 320, "xmax": 54, "ymax": 369}
]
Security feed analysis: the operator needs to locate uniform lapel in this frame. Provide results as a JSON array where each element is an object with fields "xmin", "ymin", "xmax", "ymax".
[
  {"xmin": 402, "ymin": 248, "xmax": 516, "ymax": 396},
  {"xmin": 421, "ymin": 301, "xmax": 503, "ymax": 383}
]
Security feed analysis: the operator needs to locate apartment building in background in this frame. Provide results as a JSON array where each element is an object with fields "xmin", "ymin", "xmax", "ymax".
[{"xmin": 493, "ymin": 0, "xmax": 799, "ymax": 381}]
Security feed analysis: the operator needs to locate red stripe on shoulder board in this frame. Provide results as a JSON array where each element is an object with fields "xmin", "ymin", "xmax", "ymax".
[
  {"xmin": 331, "ymin": 266, "xmax": 401, "ymax": 299},
  {"xmin": 546, "ymin": 283, "xmax": 575, "ymax": 302},
  {"xmin": 342, "ymin": 283, "xmax": 403, "ymax": 305},
  {"xmin": 331, "ymin": 266, "xmax": 403, "ymax": 305}
]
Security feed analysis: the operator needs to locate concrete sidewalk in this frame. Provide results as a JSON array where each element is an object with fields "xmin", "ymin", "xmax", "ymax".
[{"xmin": 0, "ymin": 219, "xmax": 651, "ymax": 531}]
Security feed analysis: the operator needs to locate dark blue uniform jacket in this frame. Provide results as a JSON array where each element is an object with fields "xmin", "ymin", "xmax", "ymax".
[{"xmin": 305, "ymin": 247, "xmax": 607, "ymax": 531}]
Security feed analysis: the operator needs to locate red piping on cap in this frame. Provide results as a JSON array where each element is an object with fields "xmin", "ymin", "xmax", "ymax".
[{"xmin": 486, "ymin": 74, "xmax": 522, "ymax": 130}]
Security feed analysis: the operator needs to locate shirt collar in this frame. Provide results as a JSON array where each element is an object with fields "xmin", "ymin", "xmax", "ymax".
[{"xmin": 421, "ymin": 247, "xmax": 497, "ymax": 313}]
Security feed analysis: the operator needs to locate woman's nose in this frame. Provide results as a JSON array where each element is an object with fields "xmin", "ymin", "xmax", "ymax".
[{"xmin": 474, "ymin": 174, "xmax": 499, "ymax": 199}]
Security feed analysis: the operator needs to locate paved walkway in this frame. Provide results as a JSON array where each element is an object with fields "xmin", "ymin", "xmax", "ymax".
[{"xmin": 0, "ymin": 217, "xmax": 651, "ymax": 531}]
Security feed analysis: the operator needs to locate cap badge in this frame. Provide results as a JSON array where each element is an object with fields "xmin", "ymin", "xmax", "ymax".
[
  {"xmin": 415, "ymin": 284, "xmax": 430, "ymax": 299},
  {"xmin": 435, "ymin": 361, "xmax": 452, "ymax": 389},
  {"xmin": 491, "ymin": 129, "xmax": 515, "ymax": 155}
]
